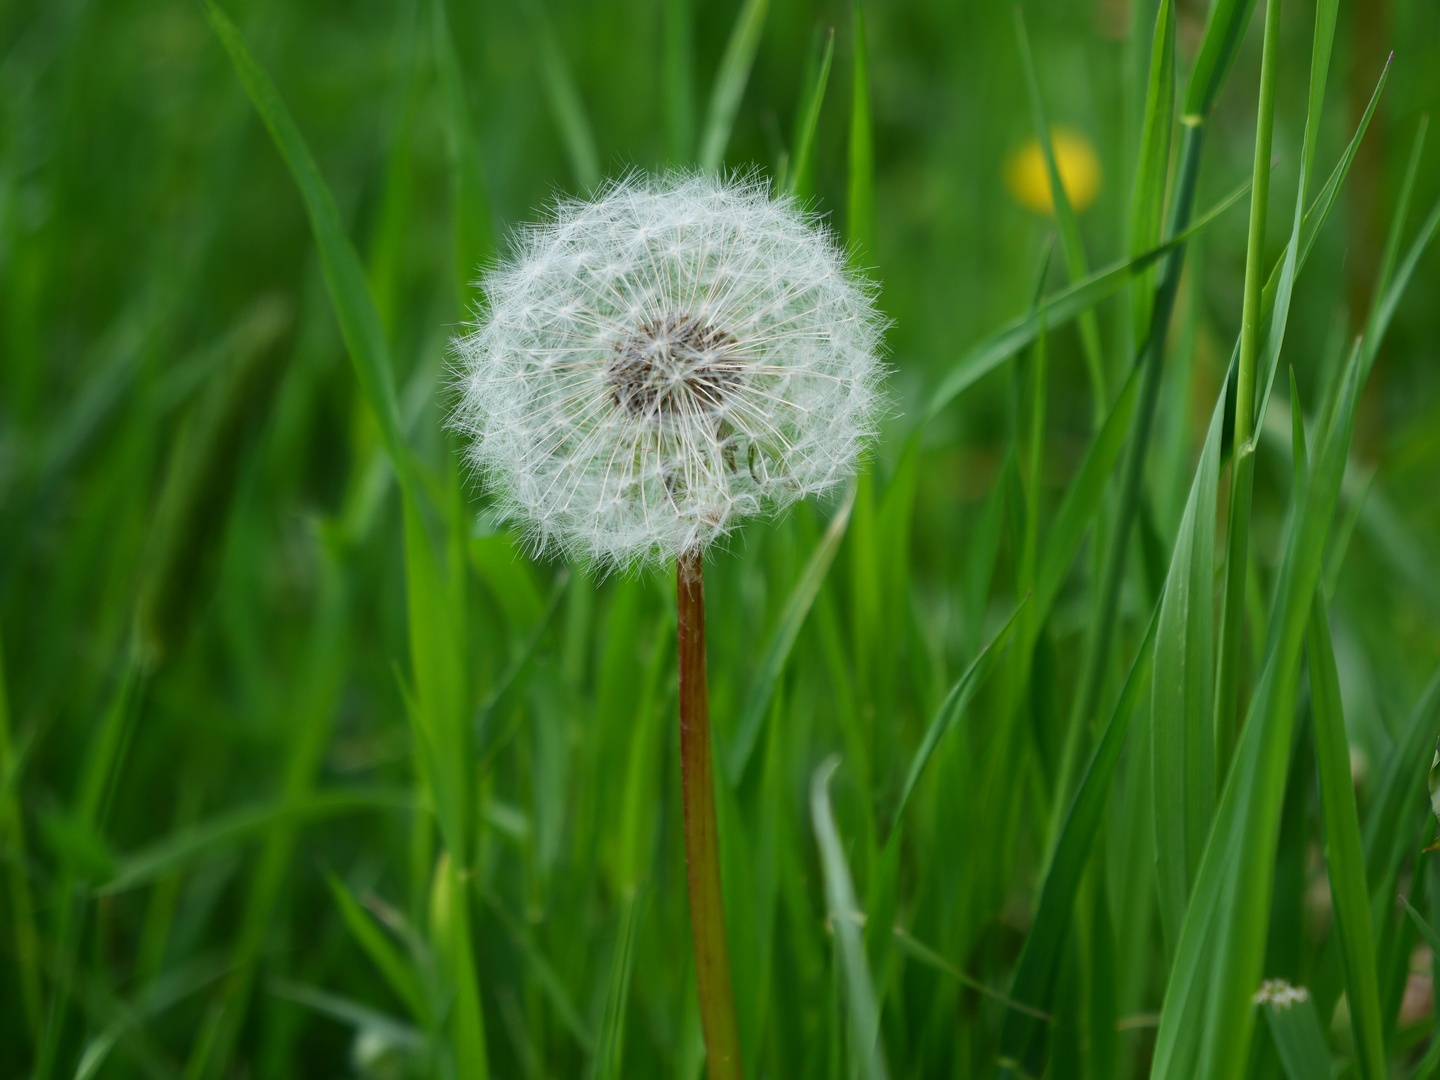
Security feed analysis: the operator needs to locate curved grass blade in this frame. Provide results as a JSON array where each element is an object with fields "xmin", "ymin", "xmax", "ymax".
[
  {"xmin": 529, "ymin": 0, "xmax": 601, "ymax": 191},
  {"xmin": 924, "ymin": 179, "xmax": 1248, "ymax": 424},
  {"xmin": 726, "ymin": 482, "xmax": 855, "ymax": 784},
  {"xmin": 997, "ymin": 604, "xmax": 1159, "ymax": 1074},
  {"xmin": 327, "ymin": 872, "xmax": 434, "ymax": 1032},
  {"xmin": 697, "ymin": 0, "xmax": 769, "ymax": 172},
  {"xmin": 892, "ymin": 598, "xmax": 1026, "ymax": 825},
  {"xmin": 846, "ymin": 0, "xmax": 875, "ymax": 261},
  {"xmin": 1257, "ymin": 984, "xmax": 1332, "ymax": 1080},
  {"xmin": 811, "ymin": 757, "xmax": 889, "ymax": 1080},
  {"xmin": 1013, "ymin": 7, "xmax": 1105, "ymax": 420},
  {"xmin": 200, "ymin": 0, "xmax": 409, "ymax": 482},
  {"xmin": 784, "ymin": 27, "xmax": 835, "ymax": 199},
  {"xmin": 99, "ymin": 788, "xmax": 411, "ymax": 894}
]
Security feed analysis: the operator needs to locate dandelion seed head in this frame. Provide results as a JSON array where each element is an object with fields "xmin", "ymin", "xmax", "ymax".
[{"xmin": 453, "ymin": 171, "xmax": 887, "ymax": 571}]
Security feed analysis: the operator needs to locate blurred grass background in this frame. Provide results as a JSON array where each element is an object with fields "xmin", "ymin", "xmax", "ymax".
[{"xmin": 3, "ymin": 0, "xmax": 1440, "ymax": 1077}]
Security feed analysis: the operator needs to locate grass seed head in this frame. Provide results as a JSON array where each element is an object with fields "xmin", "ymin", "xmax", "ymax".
[{"xmin": 453, "ymin": 170, "xmax": 886, "ymax": 571}]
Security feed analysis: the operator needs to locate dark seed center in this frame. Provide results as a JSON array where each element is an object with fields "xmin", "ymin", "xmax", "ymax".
[{"xmin": 606, "ymin": 313, "xmax": 742, "ymax": 420}]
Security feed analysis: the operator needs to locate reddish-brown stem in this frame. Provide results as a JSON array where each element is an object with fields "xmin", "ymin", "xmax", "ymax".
[{"xmin": 676, "ymin": 551, "xmax": 744, "ymax": 1080}]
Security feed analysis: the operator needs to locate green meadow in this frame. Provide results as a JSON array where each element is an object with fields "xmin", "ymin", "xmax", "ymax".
[{"xmin": 4, "ymin": 0, "xmax": 1440, "ymax": 1076}]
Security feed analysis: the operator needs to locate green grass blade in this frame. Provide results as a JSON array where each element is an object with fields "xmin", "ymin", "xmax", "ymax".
[
  {"xmin": 1366, "ymin": 116, "xmax": 1428, "ymax": 345},
  {"xmin": 997, "ymin": 605, "xmax": 1158, "ymax": 1074},
  {"xmin": 891, "ymin": 926, "xmax": 1050, "ymax": 1020},
  {"xmin": 1257, "ymin": 985, "xmax": 1332, "ymax": 1080},
  {"xmin": 200, "ymin": 0, "xmax": 409, "ymax": 481},
  {"xmin": 0, "ymin": 631, "xmax": 41, "ymax": 1040},
  {"xmin": 1012, "ymin": 8, "xmax": 1105, "ymax": 421},
  {"xmin": 1308, "ymin": 595, "xmax": 1386, "ymax": 1080},
  {"xmin": 726, "ymin": 481, "xmax": 855, "ymax": 784},
  {"xmin": 98, "ymin": 789, "xmax": 411, "ymax": 894},
  {"xmin": 892, "ymin": 598, "xmax": 1026, "ymax": 824},
  {"xmin": 924, "ymin": 178, "xmax": 1248, "ymax": 423},
  {"xmin": 484, "ymin": 890, "xmax": 598, "ymax": 1052},
  {"xmin": 785, "ymin": 27, "xmax": 835, "ymax": 199},
  {"xmin": 697, "ymin": 0, "xmax": 770, "ymax": 173},
  {"xmin": 1151, "ymin": 371, "xmax": 1225, "ymax": 953},
  {"xmin": 1128, "ymin": 0, "xmax": 1175, "ymax": 348},
  {"xmin": 326, "ymin": 872, "xmax": 434, "ymax": 1031},
  {"xmin": 663, "ymin": 0, "xmax": 696, "ymax": 162},
  {"xmin": 1182, "ymin": 0, "xmax": 1258, "ymax": 119},
  {"xmin": 811, "ymin": 757, "xmax": 889, "ymax": 1080},
  {"xmin": 846, "ymin": 0, "xmax": 875, "ymax": 261},
  {"xmin": 530, "ymin": 1, "xmax": 601, "ymax": 191},
  {"xmin": 591, "ymin": 890, "xmax": 646, "ymax": 1079},
  {"xmin": 432, "ymin": 0, "xmax": 495, "ymax": 310}
]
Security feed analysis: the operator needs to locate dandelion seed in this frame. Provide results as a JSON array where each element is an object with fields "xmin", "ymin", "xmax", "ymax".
[{"xmin": 452, "ymin": 170, "xmax": 886, "ymax": 572}]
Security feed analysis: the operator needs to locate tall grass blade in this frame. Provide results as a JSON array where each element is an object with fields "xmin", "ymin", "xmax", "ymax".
[
  {"xmin": 530, "ymin": 1, "xmax": 602, "ymax": 191},
  {"xmin": 846, "ymin": 0, "xmax": 875, "ymax": 262},
  {"xmin": 1012, "ymin": 8, "xmax": 1105, "ymax": 421},
  {"xmin": 811, "ymin": 757, "xmax": 889, "ymax": 1080},
  {"xmin": 1258, "ymin": 987, "xmax": 1332, "ymax": 1080},
  {"xmin": 591, "ymin": 890, "xmax": 647, "ymax": 1080},
  {"xmin": 1151, "ymin": 370, "xmax": 1225, "ymax": 953},
  {"xmin": 698, "ymin": 0, "xmax": 770, "ymax": 173},
  {"xmin": 326, "ymin": 872, "xmax": 435, "ymax": 1031},
  {"xmin": 784, "ymin": 28, "xmax": 835, "ymax": 199},
  {"xmin": 663, "ymin": 0, "xmax": 696, "ymax": 162},
  {"xmin": 0, "ymin": 631, "xmax": 41, "ymax": 1039},
  {"xmin": 726, "ymin": 481, "xmax": 855, "ymax": 784},
  {"xmin": 1128, "ymin": 0, "xmax": 1175, "ymax": 348}
]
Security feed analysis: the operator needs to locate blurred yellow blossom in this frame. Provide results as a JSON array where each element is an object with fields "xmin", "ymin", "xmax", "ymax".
[{"xmin": 1006, "ymin": 127, "xmax": 1102, "ymax": 215}]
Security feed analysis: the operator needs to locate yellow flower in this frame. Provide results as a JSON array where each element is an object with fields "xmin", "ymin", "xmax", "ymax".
[{"xmin": 1006, "ymin": 127, "xmax": 1102, "ymax": 216}]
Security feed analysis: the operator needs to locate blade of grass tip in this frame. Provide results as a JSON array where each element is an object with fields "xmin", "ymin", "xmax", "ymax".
[
  {"xmin": 1150, "ymin": 363, "xmax": 1226, "ymax": 956},
  {"xmin": 997, "ymin": 604, "xmax": 1159, "ymax": 1077},
  {"xmin": 785, "ymin": 27, "xmax": 835, "ymax": 199},
  {"xmin": 1127, "ymin": 0, "xmax": 1175, "ymax": 354},
  {"xmin": 891, "ymin": 926, "xmax": 1052, "ymax": 1021},
  {"xmin": 326, "ymin": 872, "xmax": 434, "ymax": 1032},
  {"xmin": 1364, "ymin": 115, "xmax": 1426, "ymax": 347},
  {"xmin": 592, "ymin": 890, "xmax": 648, "ymax": 1080},
  {"xmin": 1257, "ymin": 983, "xmax": 1332, "ymax": 1080},
  {"xmin": 1215, "ymin": 0, "xmax": 1323, "ymax": 781},
  {"xmin": 726, "ymin": 480, "xmax": 855, "ymax": 784},
  {"xmin": 893, "ymin": 598, "xmax": 1027, "ymax": 826},
  {"xmin": 663, "ymin": 0, "xmax": 696, "ymax": 162},
  {"xmin": 0, "ymin": 630, "xmax": 41, "ymax": 1039},
  {"xmin": 433, "ymin": 0, "xmax": 496, "ymax": 311},
  {"xmin": 923, "ymin": 177, "xmax": 1249, "ymax": 425},
  {"xmin": 1013, "ymin": 7, "xmax": 1106, "ymax": 424},
  {"xmin": 429, "ymin": 852, "xmax": 490, "ymax": 1078},
  {"xmin": 99, "ymin": 788, "xmax": 411, "ymax": 894},
  {"xmin": 528, "ymin": 0, "xmax": 601, "ymax": 191},
  {"xmin": 697, "ymin": 0, "xmax": 769, "ymax": 173},
  {"xmin": 1307, "ymin": 576, "xmax": 1386, "ymax": 1079},
  {"xmin": 845, "ymin": 0, "xmax": 875, "ymax": 262},
  {"xmin": 200, "ymin": 0, "xmax": 410, "ymax": 485},
  {"xmin": 811, "ymin": 757, "xmax": 890, "ymax": 1080}
]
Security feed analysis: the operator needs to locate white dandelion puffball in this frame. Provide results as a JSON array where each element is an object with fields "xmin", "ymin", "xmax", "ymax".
[{"xmin": 454, "ymin": 171, "xmax": 886, "ymax": 571}]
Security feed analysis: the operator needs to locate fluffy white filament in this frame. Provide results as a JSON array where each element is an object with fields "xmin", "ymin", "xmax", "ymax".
[{"xmin": 453, "ymin": 171, "xmax": 885, "ymax": 571}]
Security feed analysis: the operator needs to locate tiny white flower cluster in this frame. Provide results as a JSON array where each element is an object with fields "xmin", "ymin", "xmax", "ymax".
[
  {"xmin": 1251, "ymin": 979, "xmax": 1310, "ymax": 1009},
  {"xmin": 453, "ymin": 171, "xmax": 885, "ymax": 571}
]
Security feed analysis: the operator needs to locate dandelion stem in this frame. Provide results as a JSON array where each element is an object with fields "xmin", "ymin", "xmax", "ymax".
[{"xmin": 677, "ymin": 551, "xmax": 744, "ymax": 1080}]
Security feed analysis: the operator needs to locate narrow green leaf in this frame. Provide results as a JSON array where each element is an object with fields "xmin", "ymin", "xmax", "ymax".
[
  {"xmin": 663, "ymin": 0, "xmax": 696, "ymax": 162},
  {"xmin": 1013, "ymin": 8, "xmax": 1105, "ymax": 419},
  {"xmin": 1257, "ymin": 983, "xmax": 1332, "ymax": 1080},
  {"xmin": 268, "ymin": 979, "xmax": 424, "ymax": 1049},
  {"xmin": 591, "ymin": 890, "xmax": 646, "ymax": 1080},
  {"xmin": 785, "ymin": 27, "xmax": 835, "ymax": 199},
  {"xmin": 811, "ymin": 757, "xmax": 889, "ymax": 1080},
  {"xmin": 925, "ymin": 179, "xmax": 1248, "ymax": 423},
  {"xmin": 891, "ymin": 926, "xmax": 1050, "ymax": 1020},
  {"xmin": 99, "ymin": 789, "xmax": 411, "ymax": 894},
  {"xmin": 1128, "ymin": 0, "xmax": 1175, "ymax": 346},
  {"xmin": 727, "ymin": 482, "xmax": 855, "ymax": 783},
  {"xmin": 892, "ymin": 598, "xmax": 1026, "ymax": 825},
  {"xmin": 326, "ymin": 873, "xmax": 434, "ymax": 1031},
  {"xmin": 1308, "ymin": 593, "xmax": 1386, "ymax": 1080},
  {"xmin": 200, "ymin": 0, "xmax": 409, "ymax": 479},
  {"xmin": 997, "ymin": 605, "xmax": 1159, "ymax": 1073},
  {"xmin": 846, "ymin": 0, "xmax": 875, "ymax": 260},
  {"xmin": 484, "ymin": 890, "xmax": 597, "ymax": 1052},
  {"xmin": 432, "ymin": 0, "xmax": 495, "ymax": 310},
  {"xmin": 1151, "ymin": 372, "xmax": 1225, "ymax": 953},
  {"xmin": 1182, "ymin": 0, "xmax": 1258, "ymax": 119},
  {"xmin": 697, "ymin": 0, "xmax": 770, "ymax": 173},
  {"xmin": 530, "ymin": 1, "xmax": 601, "ymax": 190}
]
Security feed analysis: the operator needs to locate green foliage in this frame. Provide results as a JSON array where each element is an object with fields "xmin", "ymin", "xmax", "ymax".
[{"xmin": 5, "ymin": 0, "xmax": 1440, "ymax": 1077}]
